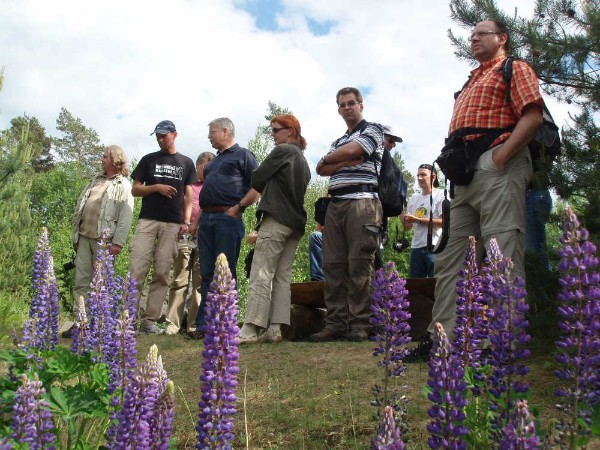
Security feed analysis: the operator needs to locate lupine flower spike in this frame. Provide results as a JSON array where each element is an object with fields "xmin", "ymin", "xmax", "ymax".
[
  {"xmin": 554, "ymin": 208, "xmax": 600, "ymax": 447},
  {"xmin": 499, "ymin": 399, "xmax": 539, "ymax": 450},
  {"xmin": 10, "ymin": 373, "xmax": 55, "ymax": 449},
  {"xmin": 483, "ymin": 239, "xmax": 531, "ymax": 433},
  {"xmin": 453, "ymin": 236, "xmax": 488, "ymax": 370},
  {"xmin": 22, "ymin": 227, "xmax": 59, "ymax": 355},
  {"xmin": 197, "ymin": 253, "xmax": 240, "ymax": 450},
  {"xmin": 84, "ymin": 236, "xmax": 118, "ymax": 359},
  {"xmin": 70, "ymin": 296, "xmax": 89, "ymax": 355},
  {"xmin": 426, "ymin": 322, "xmax": 468, "ymax": 450},
  {"xmin": 372, "ymin": 405, "xmax": 404, "ymax": 450},
  {"xmin": 370, "ymin": 262, "xmax": 411, "ymax": 441},
  {"xmin": 109, "ymin": 345, "xmax": 173, "ymax": 449}
]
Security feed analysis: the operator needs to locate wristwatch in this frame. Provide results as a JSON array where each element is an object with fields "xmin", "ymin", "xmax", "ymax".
[
  {"xmin": 184, "ymin": 221, "xmax": 191, "ymax": 227},
  {"xmin": 238, "ymin": 202, "xmax": 247, "ymax": 213}
]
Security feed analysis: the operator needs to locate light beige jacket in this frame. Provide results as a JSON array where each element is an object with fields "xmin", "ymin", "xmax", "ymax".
[{"xmin": 71, "ymin": 174, "xmax": 134, "ymax": 248}]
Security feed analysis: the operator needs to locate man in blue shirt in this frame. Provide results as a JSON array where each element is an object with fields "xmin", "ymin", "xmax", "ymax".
[{"xmin": 190, "ymin": 117, "xmax": 259, "ymax": 338}]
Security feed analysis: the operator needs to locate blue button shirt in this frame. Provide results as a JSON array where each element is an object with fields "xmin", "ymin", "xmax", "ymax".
[{"xmin": 200, "ymin": 144, "xmax": 258, "ymax": 207}]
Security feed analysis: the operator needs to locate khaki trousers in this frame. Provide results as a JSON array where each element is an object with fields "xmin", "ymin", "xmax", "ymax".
[
  {"xmin": 165, "ymin": 240, "xmax": 201, "ymax": 332},
  {"xmin": 323, "ymin": 198, "xmax": 382, "ymax": 332},
  {"xmin": 430, "ymin": 146, "xmax": 532, "ymax": 341},
  {"xmin": 129, "ymin": 219, "xmax": 180, "ymax": 326},
  {"xmin": 73, "ymin": 236, "xmax": 99, "ymax": 316},
  {"xmin": 244, "ymin": 215, "xmax": 302, "ymax": 328}
]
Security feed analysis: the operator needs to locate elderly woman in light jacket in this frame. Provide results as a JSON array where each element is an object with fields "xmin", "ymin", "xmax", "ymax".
[{"xmin": 64, "ymin": 145, "xmax": 134, "ymax": 338}]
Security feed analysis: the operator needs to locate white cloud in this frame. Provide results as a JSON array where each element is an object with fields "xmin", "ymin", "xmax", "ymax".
[{"xmin": 0, "ymin": 0, "xmax": 571, "ymax": 181}]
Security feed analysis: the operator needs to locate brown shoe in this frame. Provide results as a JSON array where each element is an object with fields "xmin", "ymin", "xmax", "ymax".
[
  {"xmin": 308, "ymin": 327, "xmax": 346, "ymax": 342},
  {"xmin": 347, "ymin": 329, "xmax": 369, "ymax": 342}
]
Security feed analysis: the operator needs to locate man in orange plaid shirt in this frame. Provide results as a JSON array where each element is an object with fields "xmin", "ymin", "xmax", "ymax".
[{"xmin": 408, "ymin": 20, "xmax": 544, "ymax": 361}]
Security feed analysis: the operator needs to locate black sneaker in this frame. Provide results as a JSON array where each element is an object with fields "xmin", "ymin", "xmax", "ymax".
[
  {"xmin": 406, "ymin": 334, "xmax": 433, "ymax": 362},
  {"xmin": 187, "ymin": 330, "xmax": 205, "ymax": 340}
]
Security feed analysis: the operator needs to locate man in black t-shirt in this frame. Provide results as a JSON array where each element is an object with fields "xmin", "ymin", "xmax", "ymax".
[{"xmin": 129, "ymin": 120, "xmax": 198, "ymax": 334}]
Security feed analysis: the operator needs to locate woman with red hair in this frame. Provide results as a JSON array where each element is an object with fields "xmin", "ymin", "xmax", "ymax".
[{"xmin": 240, "ymin": 114, "xmax": 311, "ymax": 344}]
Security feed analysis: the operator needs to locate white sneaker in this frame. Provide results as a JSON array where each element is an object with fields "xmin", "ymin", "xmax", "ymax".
[
  {"xmin": 165, "ymin": 323, "xmax": 180, "ymax": 335},
  {"xmin": 257, "ymin": 324, "xmax": 282, "ymax": 343}
]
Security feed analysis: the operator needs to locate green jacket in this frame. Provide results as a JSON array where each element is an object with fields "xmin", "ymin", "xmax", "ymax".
[
  {"xmin": 71, "ymin": 173, "xmax": 134, "ymax": 248},
  {"xmin": 252, "ymin": 142, "xmax": 311, "ymax": 234}
]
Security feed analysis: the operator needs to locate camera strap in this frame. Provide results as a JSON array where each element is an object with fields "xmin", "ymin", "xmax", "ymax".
[{"xmin": 427, "ymin": 164, "xmax": 450, "ymax": 254}]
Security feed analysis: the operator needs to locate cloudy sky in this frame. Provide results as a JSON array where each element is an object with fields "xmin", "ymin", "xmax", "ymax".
[{"xmin": 0, "ymin": 0, "xmax": 570, "ymax": 180}]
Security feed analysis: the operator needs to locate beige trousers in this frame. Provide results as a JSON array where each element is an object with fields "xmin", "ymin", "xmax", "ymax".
[
  {"xmin": 430, "ymin": 145, "xmax": 532, "ymax": 342},
  {"xmin": 244, "ymin": 215, "xmax": 302, "ymax": 328},
  {"xmin": 129, "ymin": 219, "xmax": 180, "ymax": 326},
  {"xmin": 165, "ymin": 239, "xmax": 201, "ymax": 332}
]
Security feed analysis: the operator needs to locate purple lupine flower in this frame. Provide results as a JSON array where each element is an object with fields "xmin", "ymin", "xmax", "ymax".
[
  {"xmin": 152, "ymin": 380, "xmax": 176, "ymax": 450},
  {"xmin": 70, "ymin": 296, "xmax": 89, "ymax": 355},
  {"xmin": 110, "ymin": 345, "xmax": 167, "ymax": 449},
  {"xmin": 453, "ymin": 236, "xmax": 488, "ymax": 371},
  {"xmin": 370, "ymin": 262, "xmax": 411, "ymax": 441},
  {"xmin": 426, "ymin": 322, "xmax": 468, "ymax": 450},
  {"xmin": 371, "ymin": 261, "xmax": 412, "ymax": 378},
  {"xmin": 499, "ymin": 399, "xmax": 539, "ymax": 449},
  {"xmin": 554, "ymin": 208, "xmax": 600, "ymax": 444},
  {"xmin": 22, "ymin": 228, "xmax": 60, "ymax": 354},
  {"xmin": 372, "ymin": 405, "xmax": 404, "ymax": 450},
  {"xmin": 197, "ymin": 253, "xmax": 240, "ymax": 450},
  {"xmin": 106, "ymin": 307, "xmax": 138, "ymax": 398},
  {"xmin": 483, "ymin": 239, "xmax": 531, "ymax": 433},
  {"xmin": 11, "ymin": 373, "xmax": 55, "ymax": 450},
  {"xmin": 84, "ymin": 237, "xmax": 119, "ymax": 360}
]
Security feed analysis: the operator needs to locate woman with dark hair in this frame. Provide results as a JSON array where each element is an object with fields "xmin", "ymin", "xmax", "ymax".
[{"xmin": 239, "ymin": 114, "xmax": 311, "ymax": 344}]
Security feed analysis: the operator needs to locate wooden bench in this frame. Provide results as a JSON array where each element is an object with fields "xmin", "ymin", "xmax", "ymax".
[{"xmin": 283, "ymin": 278, "xmax": 435, "ymax": 341}]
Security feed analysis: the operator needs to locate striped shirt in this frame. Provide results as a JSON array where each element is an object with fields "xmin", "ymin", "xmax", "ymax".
[
  {"xmin": 327, "ymin": 120, "xmax": 384, "ymax": 200},
  {"xmin": 449, "ymin": 54, "xmax": 543, "ymax": 145}
]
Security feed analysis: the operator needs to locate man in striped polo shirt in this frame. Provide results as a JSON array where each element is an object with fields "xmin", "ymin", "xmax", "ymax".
[
  {"xmin": 310, "ymin": 87, "xmax": 384, "ymax": 343},
  {"xmin": 407, "ymin": 20, "xmax": 544, "ymax": 360}
]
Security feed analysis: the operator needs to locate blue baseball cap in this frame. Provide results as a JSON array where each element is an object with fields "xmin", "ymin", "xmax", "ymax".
[{"xmin": 151, "ymin": 120, "xmax": 176, "ymax": 135}]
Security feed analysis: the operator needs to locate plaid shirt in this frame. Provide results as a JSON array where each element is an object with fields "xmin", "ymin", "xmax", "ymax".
[{"xmin": 449, "ymin": 54, "xmax": 543, "ymax": 145}]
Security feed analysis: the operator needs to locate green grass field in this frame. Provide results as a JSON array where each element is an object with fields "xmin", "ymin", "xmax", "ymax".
[{"xmin": 135, "ymin": 334, "xmax": 593, "ymax": 450}]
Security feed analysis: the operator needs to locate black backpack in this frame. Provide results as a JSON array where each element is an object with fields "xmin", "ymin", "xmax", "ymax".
[
  {"xmin": 374, "ymin": 148, "xmax": 408, "ymax": 217},
  {"xmin": 501, "ymin": 56, "xmax": 562, "ymax": 166}
]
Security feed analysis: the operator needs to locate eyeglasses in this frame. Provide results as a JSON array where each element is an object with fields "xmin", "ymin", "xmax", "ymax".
[
  {"xmin": 271, "ymin": 127, "xmax": 290, "ymax": 134},
  {"xmin": 338, "ymin": 101, "xmax": 361, "ymax": 109},
  {"xmin": 469, "ymin": 30, "xmax": 503, "ymax": 41}
]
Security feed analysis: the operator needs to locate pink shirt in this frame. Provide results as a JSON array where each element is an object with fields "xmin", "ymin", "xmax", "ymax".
[{"xmin": 182, "ymin": 181, "xmax": 203, "ymax": 223}]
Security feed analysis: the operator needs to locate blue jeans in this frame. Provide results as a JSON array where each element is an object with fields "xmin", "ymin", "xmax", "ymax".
[
  {"xmin": 409, "ymin": 246, "xmax": 435, "ymax": 278},
  {"xmin": 196, "ymin": 212, "xmax": 245, "ymax": 330},
  {"xmin": 525, "ymin": 188, "xmax": 552, "ymax": 267},
  {"xmin": 308, "ymin": 231, "xmax": 324, "ymax": 281}
]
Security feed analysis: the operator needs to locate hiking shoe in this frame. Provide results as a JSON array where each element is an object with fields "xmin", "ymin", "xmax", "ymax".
[
  {"xmin": 164, "ymin": 323, "xmax": 180, "ymax": 336},
  {"xmin": 346, "ymin": 329, "xmax": 369, "ymax": 342},
  {"xmin": 61, "ymin": 324, "xmax": 76, "ymax": 339},
  {"xmin": 257, "ymin": 326, "xmax": 283, "ymax": 344},
  {"xmin": 187, "ymin": 330, "xmax": 205, "ymax": 340},
  {"xmin": 239, "ymin": 335, "xmax": 259, "ymax": 345},
  {"xmin": 308, "ymin": 327, "xmax": 347, "ymax": 343},
  {"xmin": 140, "ymin": 323, "xmax": 164, "ymax": 335},
  {"xmin": 406, "ymin": 334, "xmax": 433, "ymax": 362}
]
